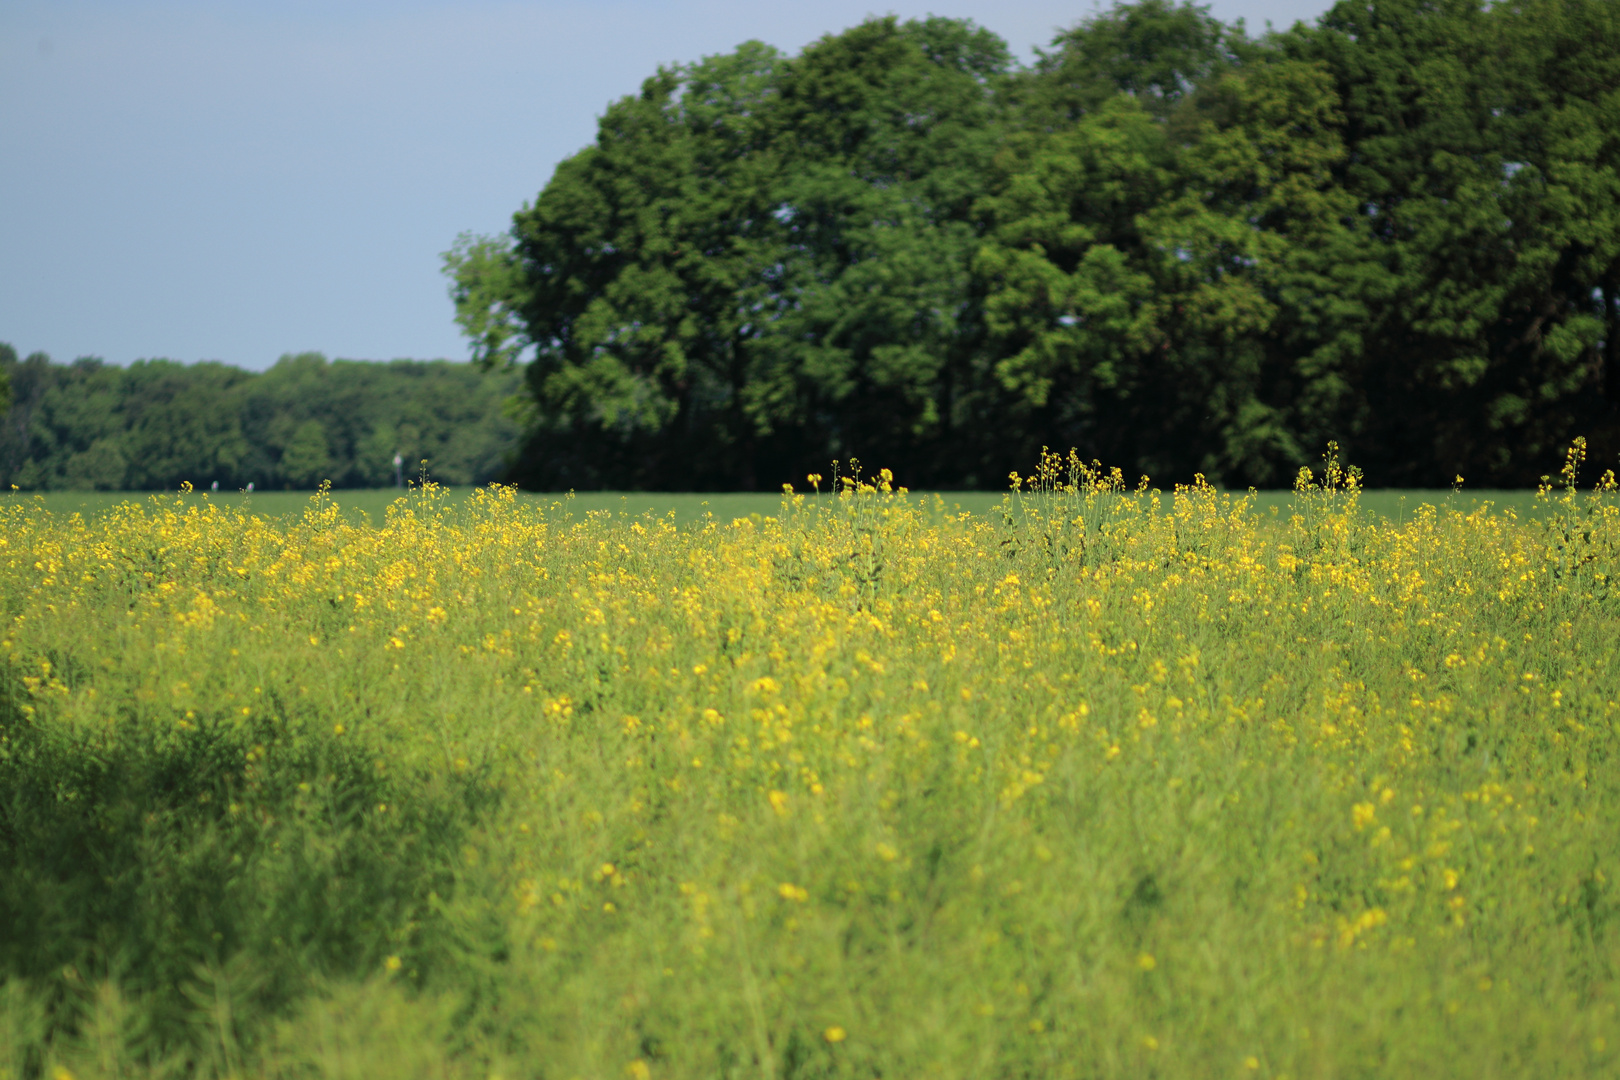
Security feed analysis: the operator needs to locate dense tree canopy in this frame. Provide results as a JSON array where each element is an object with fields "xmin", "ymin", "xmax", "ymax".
[
  {"xmin": 448, "ymin": 0, "xmax": 1620, "ymax": 489},
  {"xmin": 0, "ymin": 348, "xmax": 521, "ymax": 491}
]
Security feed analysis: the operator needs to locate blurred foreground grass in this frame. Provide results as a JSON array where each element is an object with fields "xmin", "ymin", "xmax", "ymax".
[{"xmin": 0, "ymin": 447, "xmax": 1616, "ymax": 1078}]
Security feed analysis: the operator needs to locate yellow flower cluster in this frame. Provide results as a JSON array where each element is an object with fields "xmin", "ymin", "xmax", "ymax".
[{"xmin": 1, "ymin": 444, "xmax": 1617, "ymax": 1078}]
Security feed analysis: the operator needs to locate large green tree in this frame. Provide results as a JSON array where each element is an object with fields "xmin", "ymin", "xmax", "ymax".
[
  {"xmin": 1272, "ymin": 0, "xmax": 1620, "ymax": 483},
  {"xmin": 737, "ymin": 17, "xmax": 1013, "ymax": 487},
  {"xmin": 447, "ymin": 17, "xmax": 1013, "ymax": 489},
  {"xmin": 1493, "ymin": 0, "xmax": 1620, "ymax": 466},
  {"xmin": 447, "ymin": 0, "xmax": 1620, "ymax": 490},
  {"xmin": 974, "ymin": 4, "xmax": 1361, "ymax": 485}
]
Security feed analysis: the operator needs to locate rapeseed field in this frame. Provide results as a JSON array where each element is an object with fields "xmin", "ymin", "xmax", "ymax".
[{"xmin": 2, "ymin": 445, "xmax": 1618, "ymax": 1079}]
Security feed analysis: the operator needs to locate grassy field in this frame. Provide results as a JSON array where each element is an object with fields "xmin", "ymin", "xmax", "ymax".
[
  {"xmin": 11, "ymin": 485, "xmax": 1545, "ymax": 528},
  {"xmin": 1, "ymin": 448, "xmax": 1617, "ymax": 1078}
]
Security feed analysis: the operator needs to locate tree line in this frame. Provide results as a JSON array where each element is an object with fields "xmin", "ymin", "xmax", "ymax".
[
  {"xmin": 446, "ymin": 0, "xmax": 1620, "ymax": 490},
  {"xmin": 0, "ymin": 346, "xmax": 522, "ymax": 491}
]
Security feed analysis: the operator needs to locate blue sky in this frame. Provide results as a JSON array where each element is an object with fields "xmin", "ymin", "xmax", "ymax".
[{"xmin": 1, "ymin": 0, "xmax": 1336, "ymax": 370}]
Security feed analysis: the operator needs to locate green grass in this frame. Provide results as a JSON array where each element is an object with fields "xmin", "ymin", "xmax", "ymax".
[
  {"xmin": 9, "ymin": 486, "xmax": 1545, "ymax": 527},
  {"xmin": 7, "ymin": 488, "xmax": 826, "ymax": 526},
  {"xmin": 0, "ymin": 471, "xmax": 1615, "ymax": 1078}
]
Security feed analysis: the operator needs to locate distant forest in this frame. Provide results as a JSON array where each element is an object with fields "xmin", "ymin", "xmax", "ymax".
[
  {"xmin": 449, "ymin": 0, "xmax": 1620, "ymax": 490},
  {"xmin": 0, "ymin": 346, "xmax": 522, "ymax": 491}
]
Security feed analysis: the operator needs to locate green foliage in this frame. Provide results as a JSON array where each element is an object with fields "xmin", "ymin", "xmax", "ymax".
[
  {"xmin": 1025, "ymin": 0, "xmax": 1252, "ymax": 121},
  {"xmin": 278, "ymin": 419, "xmax": 333, "ymax": 490},
  {"xmin": 0, "ymin": 344, "xmax": 11, "ymax": 419},
  {"xmin": 441, "ymin": 233, "xmax": 530, "ymax": 371},
  {"xmin": 1264, "ymin": 0, "xmax": 1616, "ymax": 484},
  {"xmin": 1, "ymin": 462, "xmax": 1618, "ymax": 1076},
  {"xmin": 0, "ymin": 350, "xmax": 523, "ymax": 491},
  {"xmin": 456, "ymin": 20, "xmax": 1015, "ymax": 490},
  {"xmin": 448, "ymin": 0, "xmax": 1620, "ymax": 490}
]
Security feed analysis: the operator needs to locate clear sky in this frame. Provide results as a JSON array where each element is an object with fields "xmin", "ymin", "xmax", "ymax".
[{"xmin": 1, "ymin": 0, "xmax": 1337, "ymax": 370}]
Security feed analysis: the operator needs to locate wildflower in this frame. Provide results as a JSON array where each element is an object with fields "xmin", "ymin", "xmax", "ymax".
[
  {"xmin": 823, "ymin": 1026, "xmax": 846, "ymax": 1043},
  {"xmin": 5, "ymin": 443, "xmax": 1615, "ymax": 1070}
]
